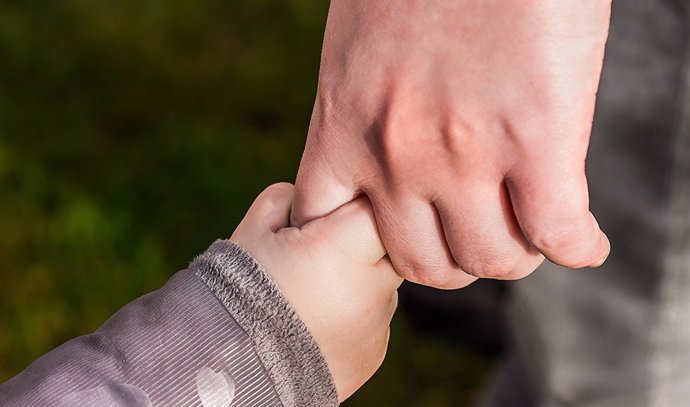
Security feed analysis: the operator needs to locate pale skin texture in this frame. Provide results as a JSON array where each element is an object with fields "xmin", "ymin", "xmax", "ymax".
[
  {"xmin": 231, "ymin": 183, "xmax": 402, "ymax": 402},
  {"xmin": 292, "ymin": 0, "xmax": 613, "ymax": 288}
]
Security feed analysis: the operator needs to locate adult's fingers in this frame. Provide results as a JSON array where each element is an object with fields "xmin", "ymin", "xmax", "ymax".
[
  {"xmin": 507, "ymin": 163, "xmax": 610, "ymax": 268},
  {"xmin": 301, "ymin": 196, "xmax": 388, "ymax": 266},
  {"xmin": 435, "ymin": 182, "xmax": 545, "ymax": 280},
  {"xmin": 291, "ymin": 150, "xmax": 356, "ymax": 228},
  {"xmin": 369, "ymin": 192, "xmax": 477, "ymax": 289}
]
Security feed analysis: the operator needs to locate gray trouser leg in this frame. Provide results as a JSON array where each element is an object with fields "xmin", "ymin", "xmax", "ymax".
[{"xmin": 483, "ymin": 1, "xmax": 690, "ymax": 406}]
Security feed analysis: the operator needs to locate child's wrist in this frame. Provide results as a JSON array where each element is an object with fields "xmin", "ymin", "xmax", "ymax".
[{"xmin": 191, "ymin": 240, "xmax": 339, "ymax": 407}]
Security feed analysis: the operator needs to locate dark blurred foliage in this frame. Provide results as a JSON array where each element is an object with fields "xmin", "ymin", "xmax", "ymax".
[{"xmin": 0, "ymin": 2, "xmax": 497, "ymax": 405}]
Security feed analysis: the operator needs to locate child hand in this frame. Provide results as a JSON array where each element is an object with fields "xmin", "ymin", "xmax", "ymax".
[{"xmin": 231, "ymin": 183, "xmax": 402, "ymax": 402}]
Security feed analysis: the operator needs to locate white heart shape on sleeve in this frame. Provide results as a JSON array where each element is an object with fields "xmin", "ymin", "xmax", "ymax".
[{"xmin": 195, "ymin": 366, "xmax": 236, "ymax": 407}]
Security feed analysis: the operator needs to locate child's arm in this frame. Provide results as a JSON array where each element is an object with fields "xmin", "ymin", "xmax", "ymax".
[{"xmin": 0, "ymin": 183, "xmax": 401, "ymax": 407}]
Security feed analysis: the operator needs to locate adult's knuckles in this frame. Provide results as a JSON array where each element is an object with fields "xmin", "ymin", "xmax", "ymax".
[
  {"xmin": 395, "ymin": 258, "xmax": 457, "ymax": 289},
  {"xmin": 548, "ymin": 251, "xmax": 601, "ymax": 269},
  {"xmin": 461, "ymin": 252, "xmax": 526, "ymax": 280},
  {"xmin": 528, "ymin": 221, "xmax": 602, "ymax": 268},
  {"xmin": 527, "ymin": 216, "xmax": 589, "ymax": 250}
]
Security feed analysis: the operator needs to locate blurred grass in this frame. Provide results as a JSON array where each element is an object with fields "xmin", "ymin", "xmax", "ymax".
[{"xmin": 0, "ymin": 1, "xmax": 492, "ymax": 404}]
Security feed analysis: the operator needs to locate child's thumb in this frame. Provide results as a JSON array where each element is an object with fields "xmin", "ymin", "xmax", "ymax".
[{"xmin": 232, "ymin": 183, "xmax": 294, "ymax": 240}]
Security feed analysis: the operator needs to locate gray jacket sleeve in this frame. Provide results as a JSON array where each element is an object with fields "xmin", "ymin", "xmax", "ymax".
[{"xmin": 0, "ymin": 240, "xmax": 338, "ymax": 407}]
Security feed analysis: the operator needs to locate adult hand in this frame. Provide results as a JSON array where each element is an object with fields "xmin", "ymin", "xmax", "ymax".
[{"xmin": 293, "ymin": 0, "xmax": 612, "ymax": 288}]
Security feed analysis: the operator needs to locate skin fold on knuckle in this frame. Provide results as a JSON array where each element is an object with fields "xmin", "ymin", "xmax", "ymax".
[
  {"xmin": 529, "ymin": 222, "xmax": 599, "ymax": 268},
  {"xmin": 461, "ymin": 252, "xmax": 523, "ymax": 280},
  {"xmin": 397, "ymin": 260, "xmax": 455, "ymax": 288}
]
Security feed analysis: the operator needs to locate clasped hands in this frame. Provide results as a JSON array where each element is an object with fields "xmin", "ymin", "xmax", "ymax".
[{"xmin": 234, "ymin": 0, "xmax": 613, "ymax": 402}]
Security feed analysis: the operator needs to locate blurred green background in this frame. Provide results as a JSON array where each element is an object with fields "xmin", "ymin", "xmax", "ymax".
[{"xmin": 0, "ymin": 1, "xmax": 497, "ymax": 405}]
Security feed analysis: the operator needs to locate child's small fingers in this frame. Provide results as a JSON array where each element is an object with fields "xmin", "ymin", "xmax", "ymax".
[
  {"xmin": 302, "ymin": 196, "xmax": 386, "ymax": 265},
  {"xmin": 234, "ymin": 183, "xmax": 294, "ymax": 239},
  {"xmin": 374, "ymin": 255, "xmax": 405, "ymax": 293},
  {"xmin": 373, "ymin": 258, "xmax": 400, "ymax": 330}
]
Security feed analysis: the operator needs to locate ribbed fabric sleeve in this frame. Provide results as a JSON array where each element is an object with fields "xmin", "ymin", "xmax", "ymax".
[
  {"xmin": 0, "ymin": 240, "xmax": 338, "ymax": 407},
  {"xmin": 191, "ymin": 240, "xmax": 339, "ymax": 407}
]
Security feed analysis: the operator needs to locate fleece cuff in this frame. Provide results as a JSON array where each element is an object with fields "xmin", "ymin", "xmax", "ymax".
[{"xmin": 191, "ymin": 239, "xmax": 339, "ymax": 407}]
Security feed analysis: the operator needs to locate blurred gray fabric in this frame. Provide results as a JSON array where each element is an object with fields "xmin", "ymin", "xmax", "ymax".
[{"xmin": 482, "ymin": 1, "xmax": 690, "ymax": 406}]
